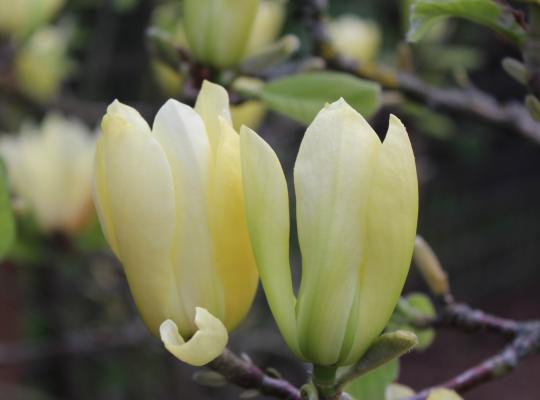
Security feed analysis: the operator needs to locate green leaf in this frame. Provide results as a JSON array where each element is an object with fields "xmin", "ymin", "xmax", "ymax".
[
  {"xmin": 0, "ymin": 162, "xmax": 15, "ymax": 260},
  {"xmin": 407, "ymin": 0, "xmax": 527, "ymax": 45},
  {"xmin": 345, "ymin": 360, "xmax": 399, "ymax": 400},
  {"xmin": 389, "ymin": 293, "xmax": 436, "ymax": 350},
  {"xmin": 260, "ymin": 72, "xmax": 381, "ymax": 125}
]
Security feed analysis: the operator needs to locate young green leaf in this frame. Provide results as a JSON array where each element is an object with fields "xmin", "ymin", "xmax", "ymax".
[
  {"xmin": 0, "ymin": 162, "xmax": 15, "ymax": 260},
  {"xmin": 407, "ymin": 0, "xmax": 527, "ymax": 45},
  {"xmin": 389, "ymin": 293, "xmax": 436, "ymax": 350},
  {"xmin": 345, "ymin": 360, "xmax": 399, "ymax": 400},
  {"xmin": 260, "ymin": 72, "xmax": 381, "ymax": 125}
]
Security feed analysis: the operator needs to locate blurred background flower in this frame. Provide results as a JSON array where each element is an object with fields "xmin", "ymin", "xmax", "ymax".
[{"xmin": 0, "ymin": 113, "xmax": 95, "ymax": 235}]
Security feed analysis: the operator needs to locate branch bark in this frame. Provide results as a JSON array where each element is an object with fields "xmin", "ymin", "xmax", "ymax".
[
  {"xmin": 298, "ymin": 0, "xmax": 540, "ymax": 144},
  {"xmin": 208, "ymin": 349, "xmax": 301, "ymax": 400},
  {"xmin": 405, "ymin": 321, "xmax": 540, "ymax": 400}
]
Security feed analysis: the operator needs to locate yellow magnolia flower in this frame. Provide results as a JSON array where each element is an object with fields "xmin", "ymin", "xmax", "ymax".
[
  {"xmin": 93, "ymin": 81, "xmax": 258, "ymax": 366},
  {"xmin": 0, "ymin": 113, "xmax": 95, "ymax": 235},
  {"xmin": 0, "ymin": 0, "xmax": 64, "ymax": 39},
  {"xmin": 245, "ymin": 0, "xmax": 288, "ymax": 57},
  {"xmin": 15, "ymin": 24, "xmax": 72, "ymax": 102},
  {"xmin": 183, "ymin": 0, "xmax": 287, "ymax": 68},
  {"xmin": 328, "ymin": 15, "xmax": 382, "ymax": 64},
  {"xmin": 240, "ymin": 99, "xmax": 418, "ymax": 366}
]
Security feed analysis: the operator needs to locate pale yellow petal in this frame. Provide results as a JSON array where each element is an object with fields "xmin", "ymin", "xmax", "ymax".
[
  {"xmin": 343, "ymin": 115, "xmax": 418, "ymax": 365},
  {"xmin": 152, "ymin": 99, "xmax": 224, "ymax": 330},
  {"xmin": 245, "ymin": 0, "xmax": 287, "ymax": 56},
  {"xmin": 97, "ymin": 101, "xmax": 187, "ymax": 336},
  {"xmin": 294, "ymin": 99, "xmax": 381, "ymax": 365},
  {"xmin": 240, "ymin": 126, "xmax": 301, "ymax": 357},
  {"xmin": 210, "ymin": 118, "xmax": 258, "ymax": 330},
  {"xmin": 183, "ymin": 0, "xmax": 260, "ymax": 68},
  {"xmin": 160, "ymin": 307, "xmax": 228, "ymax": 366},
  {"xmin": 195, "ymin": 80, "xmax": 232, "ymax": 155}
]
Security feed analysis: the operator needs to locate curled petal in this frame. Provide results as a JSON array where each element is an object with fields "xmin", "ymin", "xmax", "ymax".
[{"xmin": 160, "ymin": 308, "xmax": 228, "ymax": 367}]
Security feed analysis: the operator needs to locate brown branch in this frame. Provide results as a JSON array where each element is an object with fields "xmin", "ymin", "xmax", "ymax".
[
  {"xmin": 410, "ymin": 301, "xmax": 521, "ymax": 338},
  {"xmin": 208, "ymin": 348, "xmax": 301, "ymax": 400},
  {"xmin": 405, "ymin": 321, "xmax": 540, "ymax": 400},
  {"xmin": 298, "ymin": 0, "xmax": 540, "ymax": 144}
]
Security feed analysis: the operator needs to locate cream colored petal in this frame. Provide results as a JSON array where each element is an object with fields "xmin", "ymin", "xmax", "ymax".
[
  {"xmin": 97, "ymin": 101, "xmax": 187, "ymax": 336},
  {"xmin": 210, "ymin": 118, "xmax": 258, "ymax": 330},
  {"xmin": 294, "ymin": 99, "xmax": 381, "ymax": 366},
  {"xmin": 183, "ymin": 0, "xmax": 260, "ymax": 68},
  {"xmin": 160, "ymin": 307, "xmax": 228, "ymax": 367},
  {"xmin": 152, "ymin": 99, "xmax": 224, "ymax": 330},
  {"xmin": 240, "ymin": 126, "xmax": 301, "ymax": 358},
  {"xmin": 195, "ymin": 80, "xmax": 232, "ymax": 156},
  {"xmin": 245, "ymin": 0, "xmax": 287, "ymax": 56},
  {"xmin": 342, "ymin": 115, "xmax": 418, "ymax": 365},
  {"xmin": 93, "ymin": 133, "xmax": 120, "ymax": 256}
]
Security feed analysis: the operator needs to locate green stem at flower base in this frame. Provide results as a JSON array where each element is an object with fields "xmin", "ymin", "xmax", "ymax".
[{"xmin": 312, "ymin": 365, "xmax": 340, "ymax": 400}]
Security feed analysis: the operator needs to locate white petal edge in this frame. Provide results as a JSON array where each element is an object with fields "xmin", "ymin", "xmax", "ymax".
[
  {"xmin": 160, "ymin": 307, "xmax": 228, "ymax": 367},
  {"xmin": 195, "ymin": 80, "xmax": 232, "ymax": 156}
]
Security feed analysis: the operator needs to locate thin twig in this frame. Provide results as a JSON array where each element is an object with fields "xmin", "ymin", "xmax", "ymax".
[
  {"xmin": 298, "ymin": 0, "xmax": 540, "ymax": 144},
  {"xmin": 208, "ymin": 348, "xmax": 301, "ymax": 400},
  {"xmin": 405, "ymin": 321, "xmax": 540, "ymax": 400},
  {"xmin": 410, "ymin": 301, "xmax": 521, "ymax": 338}
]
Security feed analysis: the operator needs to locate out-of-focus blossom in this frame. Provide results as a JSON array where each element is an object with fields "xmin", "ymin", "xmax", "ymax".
[
  {"xmin": 245, "ymin": 0, "xmax": 288, "ymax": 57},
  {"xmin": 183, "ymin": 0, "xmax": 287, "ymax": 68},
  {"xmin": 0, "ymin": 0, "xmax": 64, "ymax": 40},
  {"xmin": 0, "ymin": 113, "xmax": 95, "ymax": 235},
  {"xmin": 14, "ymin": 24, "xmax": 72, "ymax": 102},
  {"xmin": 328, "ymin": 15, "xmax": 381, "ymax": 64}
]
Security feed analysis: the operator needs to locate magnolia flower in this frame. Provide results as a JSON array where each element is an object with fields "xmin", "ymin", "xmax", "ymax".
[
  {"xmin": 0, "ymin": 0, "xmax": 64, "ymax": 39},
  {"xmin": 240, "ymin": 99, "xmax": 418, "ymax": 366},
  {"xmin": 0, "ymin": 113, "xmax": 95, "ymax": 235},
  {"xmin": 93, "ymin": 81, "xmax": 258, "ymax": 366},
  {"xmin": 183, "ymin": 0, "xmax": 287, "ymax": 68},
  {"xmin": 15, "ymin": 24, "xmax": 72, "ymax": 102},
  {"xmin": 328, "ymin": 15, "xmax": 381, "ymax": 64}
]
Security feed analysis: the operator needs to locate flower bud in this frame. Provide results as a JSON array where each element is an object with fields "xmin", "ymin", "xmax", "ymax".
[
  {"xmin": 328, "ymin": 15, "xmax": 381, "ymax": 64},
  {"xmin": 0, "ymin": 0, "xmax": 64, "ymax": 39},
  {"xmin": 93, "ymin": 81, "xmax": 258, "ymax": 366},
  {"xmin": 183, "ymin": 0, "xmax": 260, "ymax": 68},
  {"xmin": 0, "ymin": 114, "xmax": 95, "ymax": 235},
  {"xmin": 245, "ymin": 0, "xmax": 288, "ymax": 57},
  {"xmin": 241, "ymin": 99, "xmax": 418, "ymax": 366},
  {"xmin": 14, "ymin": 25, "xmax": 72, "ymax": 102}
]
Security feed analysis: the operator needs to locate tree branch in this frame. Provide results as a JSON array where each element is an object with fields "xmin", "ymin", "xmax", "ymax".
[
  {"xmin": 208, "ymin": 348, "xmax": 302, "ymax": 400},
  {"xmin": 298, "ymin": 0, "xmax": 540, "ymax": 144},
  {"xmin": 405, "ymin": 321, "xmax": 540, "ymax": 400}
]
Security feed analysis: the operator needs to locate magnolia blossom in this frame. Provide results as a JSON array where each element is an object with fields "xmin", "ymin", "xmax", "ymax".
[
  {"xmin": 241, "ymin": 99, "xmax": 418, "ymax": 366},
  {"xmin": 0, "ymin": 0, "xmax": 64, "ymax": 39},
  {"xmin": 328, "ymin": 15, "xmax": 381, "ymax": 64},
  {"xmin": 0, "ymin": 113, "xmax": 95, "ymax": 235},
  {"xmin": 93, "ymin": 81, "xmax": 258, "ymax": 366}
]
